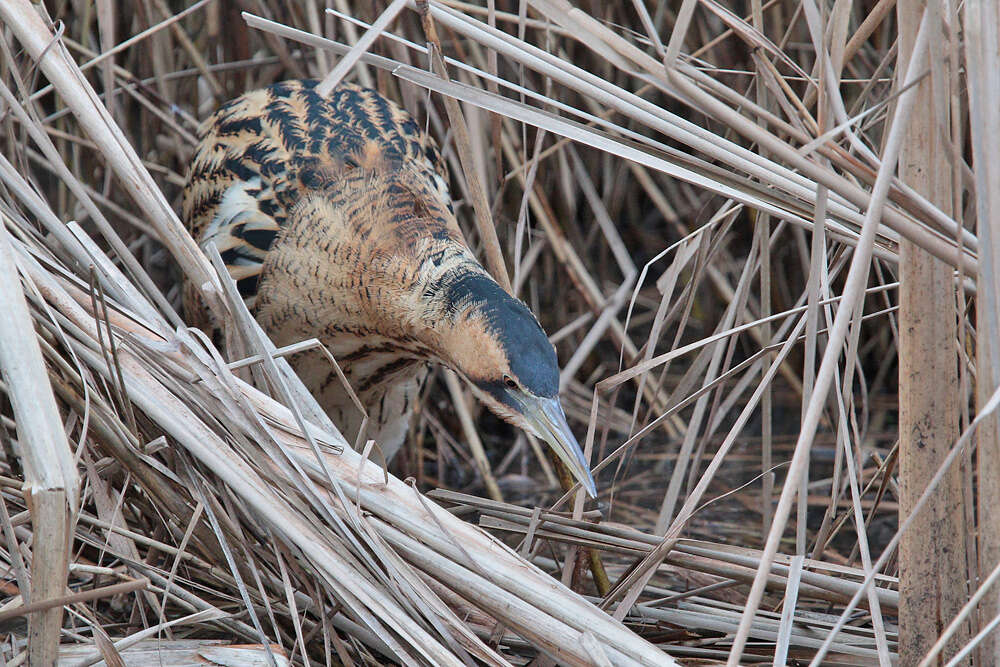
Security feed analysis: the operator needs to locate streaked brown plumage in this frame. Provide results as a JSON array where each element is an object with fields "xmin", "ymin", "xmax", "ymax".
[{"xmin": 183, "ymin": 79, "xmax": 595, "ymax": 495}]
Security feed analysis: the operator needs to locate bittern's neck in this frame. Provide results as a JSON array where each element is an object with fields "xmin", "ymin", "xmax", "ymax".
[{"xmin": 415, "ymin": 259, "xmax": 538, "ymax": 388}]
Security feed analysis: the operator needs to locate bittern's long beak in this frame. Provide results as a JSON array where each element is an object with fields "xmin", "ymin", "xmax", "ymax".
[{"xmin": 519, "ymin": 395, "xmax": 597, "ymax": 498}]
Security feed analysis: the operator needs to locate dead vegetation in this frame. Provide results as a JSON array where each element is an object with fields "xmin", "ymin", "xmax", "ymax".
[{"xmin": 0, "ymin": 0, "xmax": 994, "ymax": 664}]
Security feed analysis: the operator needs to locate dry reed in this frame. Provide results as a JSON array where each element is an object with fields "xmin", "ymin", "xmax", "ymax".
[{"xmin": 0, "ymin": 1, "xmax": 993, "ymax": 665}]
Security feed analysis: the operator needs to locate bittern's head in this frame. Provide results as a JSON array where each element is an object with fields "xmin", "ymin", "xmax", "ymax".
[{"xmin": 427, "ymin": 271, "xmax": 597, "ymax": 497}]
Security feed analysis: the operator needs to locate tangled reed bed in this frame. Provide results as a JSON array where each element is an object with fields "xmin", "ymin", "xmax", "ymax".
[{"xmin": 0, "ymin": 0, "xmax": 990, "ymax": 664}]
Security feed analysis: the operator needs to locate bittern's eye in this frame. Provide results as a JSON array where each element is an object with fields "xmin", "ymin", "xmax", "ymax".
[{"xmin": 503, "ymin": 375, "xmax": 518, "ymax": 390}]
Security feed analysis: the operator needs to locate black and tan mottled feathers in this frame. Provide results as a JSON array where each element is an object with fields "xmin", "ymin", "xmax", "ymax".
[
  {"xmin": 182, "ymin": 79, "xmax": 450, "ymax": 307},
  {"xmin": 182, "ymin": 79, "xmax": 576, "ymax": 464}
]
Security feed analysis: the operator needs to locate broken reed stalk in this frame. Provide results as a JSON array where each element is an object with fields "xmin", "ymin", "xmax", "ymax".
[{"xmin": 0, "ymin": 224, "xmax": 77, "ymax": 665}]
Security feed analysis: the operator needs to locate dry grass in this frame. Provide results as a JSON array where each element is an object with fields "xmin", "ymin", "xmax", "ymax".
[{"xmin": 0, "ymin": 0, "xmax": 992, "ymax": 664}]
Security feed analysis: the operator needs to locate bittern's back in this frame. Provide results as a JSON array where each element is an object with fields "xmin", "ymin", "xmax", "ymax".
[{"xmin": 182, "ymin": 79, "xmax": 452, "ymax": 309}]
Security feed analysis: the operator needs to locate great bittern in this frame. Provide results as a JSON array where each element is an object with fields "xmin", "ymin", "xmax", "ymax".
[{"xmin": 183, "ymin": 79, "xmax": 595, "ymax": 496}]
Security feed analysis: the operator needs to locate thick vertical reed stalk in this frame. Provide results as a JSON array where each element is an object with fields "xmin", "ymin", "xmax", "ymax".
[
  {"xmin": 965, "ymin": 0, "xmax": 1000, "ymax": 661},
  {"xmin": 897, "ymin": 1, "xmax": 967, "ymax": 663}
]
